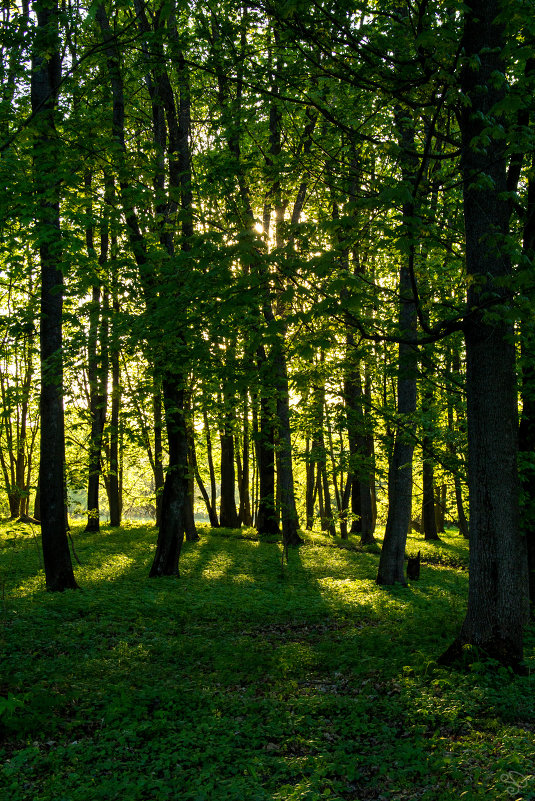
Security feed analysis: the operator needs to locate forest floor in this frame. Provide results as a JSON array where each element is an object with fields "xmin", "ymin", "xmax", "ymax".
[{"xmin": 0, "ymin": 521, "xmax": 534, "ymax": 801}]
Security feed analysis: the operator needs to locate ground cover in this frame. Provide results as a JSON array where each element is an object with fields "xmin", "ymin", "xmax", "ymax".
[{"xmin": 1, "ymin": 522, "xmax": 534, "ymax": 800}]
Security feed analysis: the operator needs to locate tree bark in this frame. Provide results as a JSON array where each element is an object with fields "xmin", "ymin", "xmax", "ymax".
[
  {"xmin": 32, "ymin": 0, "xmax": 77, "ymax": 591},
  {"xmin": 256, "ymin": 348, "xmax": 279, "ymax": 536},
  {"xmin": 519, "ymin": 154, "xmax": 535, "ymax": 614},
  {"xmin": 238, "ymin": 392, "xmax": 252, "ymax": 526},
  {"xmin": 149, "ymin": 381, "xmax": 187, "ymax": 577},
  {"xmin": 421, "ymin": 380, "xmax": 439, "ymax": 541},
  {"xmin": 203, "ymin": 404, "xmax": 219, "ymax": 526},
  {"xmin": 153, "ymin": 380, "xmax": 165, "ymax": 526},
  {"xmin": 377, "ymin": 106, "xmax": 418, "ymax": 586},
  {"xmin": 84, "ymin": 170, "xmax": 108, "ymax": 533},
  {"xmin": 219, "ymin": 390, "xmax": 239, "ymax": 529},
  {"xmin": 440, "ymin": 0, "xmax": 528, "ymax": 668}
]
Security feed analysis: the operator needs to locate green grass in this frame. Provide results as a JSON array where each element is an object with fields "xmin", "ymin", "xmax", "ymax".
[{"xmin": 1, "ymin": 521, "xmax": 534, "ymax": 801}]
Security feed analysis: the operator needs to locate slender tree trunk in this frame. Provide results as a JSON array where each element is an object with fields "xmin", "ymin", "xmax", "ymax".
[
  {"xmin": 422, "ymin": 457, "xmax": 439, "ymax": 541},
  {"xmin": 153, "ymin": 380, "xmax": 165, "ymax": 526},
  {"xmin": 203, "ymin": 404, "xmax": 219, "ymax": 526},
  {"xmin": 219, "ymin": 390, "xmax": 239, "ymax": 529},
  {"xmin": 256, "ymin": 348, "xmax": 279, "ymax": 536},
  {"xmin": 274, "ymin": 338, "xmax": 302, "ymax": 545},
  {"xmin": 32, "ymin": 0, "xmax": 77, "ymax": 591},
  {"xmin": 107, "ymin": 278, "xmax": 122, "ymax": 526},
  {"xmin": 183, "ymin": 392, "xmax": 199, "ymax": 541},
  {"xmin": 345, "ymin": 352, "xmax": 375, "ymax": 544},
  {"xmin": 189, "ymin": 414, "xmax": 218, "ymax": 527},
  {"xmin": 238, "ymin": 392, "xmax": 252, "ymax": 526},
  {"xmin": 85, "ymin": 279, "xmax": 102, "ymax": 532},
  {"xmin": 84, "ymin": 170, "xmax": 108, "ymax": 533},
  {"xmin": 434, "ymin": 484, "xmax": 446, "ymax": 533},
  {"xmin": 446, "ymin": 349, "xmax": 469, "ymax": 538},
  {"xmin": 321, "ymin": 465, "xmax": 336, "ymax": 537},
  {"xmin": 421, "ymin": 380, "xmax": 439, "ymax": 541},
  {"xmin": 184, "ymin": 467, "xmax": 199, "ymax": 541},
  {"xmin": 305, "ymin": 436, "xmax": 315, "ymax": 530},
  {"xmin": 376, "ymin": 106, "xmax": 418, "ymax": 586}
]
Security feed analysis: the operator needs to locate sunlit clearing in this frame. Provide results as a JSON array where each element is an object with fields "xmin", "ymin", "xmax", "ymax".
[
  {"xmin": 85, "ymin": 553, "xmax": 135, "ymax": 582},
  {"xmin": 200, "ymin": 551, "xmax": 235, "ymax": 580}
]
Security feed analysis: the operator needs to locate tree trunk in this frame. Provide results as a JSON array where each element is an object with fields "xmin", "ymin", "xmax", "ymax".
[
  {"xmin": 107, "ymin": 288, "xmax": 122, "ymax": 527},
  {"xmin": 305, "ymin": 436, "xmax": 315, "ymax": 530},
  {"xmin": 32, "ymin": 0, "xmax": 77, "ymax": 591},
  {"xmin": 85, "ymin": 280, "xmax": 102, "ymax": 533},
  {"xmin": 274, "ymin": 340, "xmax": 302, "ymax": 545},
  {"xmin": 422, "ymin": 457, "xmax": 439, "ymax": 541},
  {"xmin": 519, "ymin": 147, "xmax": 535, "ymax": 614},
  {"xmin": 219, "ymin": 402, "xmax": 239, "ymax": 528},
  {"xmin": 320, "ymin": 465, "xmax": 336, "ymax": 537},
  {"xmin": 189, "ymin": 415, "xmax": 218, "ymax": 527},
  {"xmin": 33, "ymin": 480, "xmax": 41, "ymax": 521},
  {"xmin": 434, "ymin": 484, "xmax": 446, "ymax": 533},
  {"xmin": 150, "ymin": 380, "xmax": 188, "ymax": 577},
  {"xmin": 84, "ymin": 170, "xmax": 108, "ymax": 533},
  {"xmin": 203, "ymin": 404, "xmax": 219, "ymax": 526},
  {"xmin": 238, "ymin": 393, "xmax": 252, "ymax": 526},
  {"xmin": 184, "ymin": 463, "xmax": 199, "ymax": 542},
  {"xmin": 153, "ymin": 381, "xmax": 165, "ymax": 526},
  {"xmin": 376, "ymin": 104, "xmax": 418, "ymax": 586},
  {"xmin": 421, "ymin": 376, "xmax": 439, "ymax": 542},
  {"xmin": 440, "ymin": 0, "xmax": 528, "ymax": 669},
  {"xmin": 183, "ymin": 393, "xmax": 199, "ymax": 541},
  {"xmin": 256, "ymin": 348, "xmax": 279, "ymax": 537},
  {"xmin": 345, "ymin": 353, "xmax": 375, "ymax": 544},
  {"xmin": 445, "ymin": 350, "xmax": 469, "ymax": 538}
]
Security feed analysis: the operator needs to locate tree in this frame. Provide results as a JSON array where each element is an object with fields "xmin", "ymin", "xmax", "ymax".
[
  {"xmin": 439, "ymin": 0, "xmax": 529, "ymax": 669},
  {"xmin": 31, "ymin": 0, "xmax": 77, "ymax": 591}
]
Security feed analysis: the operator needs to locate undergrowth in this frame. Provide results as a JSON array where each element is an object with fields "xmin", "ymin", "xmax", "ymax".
[{"xmin": 1, "ymin": 522, "xmax": 534, "ymax": 800}]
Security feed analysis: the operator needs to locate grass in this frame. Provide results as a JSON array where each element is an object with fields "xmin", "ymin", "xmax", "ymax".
[{"xmin": 1, "ymin": 521, "xmax": 534, "ymax": 801}]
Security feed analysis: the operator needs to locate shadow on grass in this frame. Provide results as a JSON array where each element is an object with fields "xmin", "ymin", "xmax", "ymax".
[{"xmin": 3, "ymin": 522, "xmax": 535, "ymax": 801}]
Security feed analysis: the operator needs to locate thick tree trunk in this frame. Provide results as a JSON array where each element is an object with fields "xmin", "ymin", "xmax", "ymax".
[
  {"xmin": 32, "ymin": 0, "xmax": 77, "ymax": 591},
  {"xmin": 440, "ymin": 0, "xmax": 528, "ymax": 669},
  {"xmin": 519, "ymin": 162, "xmax": 535, "ymax": 614}
]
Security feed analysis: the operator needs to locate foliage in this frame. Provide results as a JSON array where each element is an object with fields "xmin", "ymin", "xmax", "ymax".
[{"xmin": 1, "ymin": 522, "xmax": 534, "ymax": 800}]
